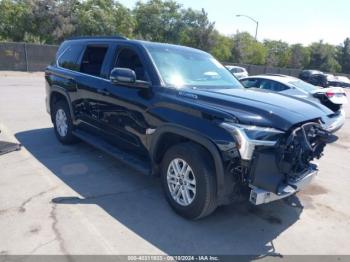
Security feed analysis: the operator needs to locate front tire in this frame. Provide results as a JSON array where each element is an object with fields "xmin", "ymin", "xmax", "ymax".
[
  {"xmin": 52, "ymin": 100, "xmax": 78, "ymax": 144},
  {"xmin": 161, "ymin": 142, "xmax": 217, "ymax": 219}
]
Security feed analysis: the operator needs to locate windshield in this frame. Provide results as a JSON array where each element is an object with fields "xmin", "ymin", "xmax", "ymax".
[
  {"xmin": 289, "ymin": 80, "xmax": 318, "ymax": 92},
  {"xmin": 146, "ymin": 45, "xmax": 243, "ymax": 89}
]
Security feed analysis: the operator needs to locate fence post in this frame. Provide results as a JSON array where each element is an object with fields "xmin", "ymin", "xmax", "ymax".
[{"xmin": 23, "ymin": 42, "xmax": 29, "ymax": 72}]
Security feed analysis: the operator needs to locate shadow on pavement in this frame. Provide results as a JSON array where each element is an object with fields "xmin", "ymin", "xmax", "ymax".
[{"xmin": 16, "ymin": 128, "xmax": 304, "ymax": 257}]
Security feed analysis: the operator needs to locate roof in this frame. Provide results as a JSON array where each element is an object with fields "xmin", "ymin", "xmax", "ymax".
[
  {"xmin": 67, "ymin": 35, "xmax": 128, "ymax": 41},
  {"xmin": 65, "ymin": 36, "xmax": 207, "ymax": 55}
]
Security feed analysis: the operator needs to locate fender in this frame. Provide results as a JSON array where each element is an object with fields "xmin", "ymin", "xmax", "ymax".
[
  {"xmin": 149, "ymin": 124, "xmax": 227, "ymax": 203},
  {"xmin": 48, "ymin": 85, "xmax": 76, "ymax": 123},
  {"xmin": 46, "ymin": 68, "xmax": 77, "ymax": 123}
]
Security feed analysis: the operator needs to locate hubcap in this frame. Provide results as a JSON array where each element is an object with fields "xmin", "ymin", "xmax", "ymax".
[
  {"xmin": 55, "ymin": 109, "xmax": 68, "ymax": 137},
  {"xmin": 167, "ymin": 158, "xmax": 196, "ymax": 206}
]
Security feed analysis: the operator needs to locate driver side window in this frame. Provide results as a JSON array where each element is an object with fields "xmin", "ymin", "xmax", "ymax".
[{"xmin": 115, "ymin": 48, "xmax": 148, "ymax": 81}]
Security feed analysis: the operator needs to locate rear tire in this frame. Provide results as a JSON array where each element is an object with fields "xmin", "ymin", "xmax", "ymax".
[
  {"xmin": 161, "ymin": 142, "xmax": 217, "ymax": 219},
  {"xmin": 52, "ymin": 100, "xmax": 78, "ymax": 144}
]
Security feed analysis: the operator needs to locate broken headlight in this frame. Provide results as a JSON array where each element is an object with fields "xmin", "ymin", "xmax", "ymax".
[{"xmin": 220, "ymin": 122, "xmax": 285, "ymax": 160}]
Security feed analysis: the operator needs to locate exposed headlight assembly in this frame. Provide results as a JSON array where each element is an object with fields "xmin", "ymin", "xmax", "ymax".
[{"xmin": 220, "ymin": 122, "xmax": 285, "ymax": 160}]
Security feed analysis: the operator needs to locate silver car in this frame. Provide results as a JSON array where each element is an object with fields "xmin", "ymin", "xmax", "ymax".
[
  {"xmin": 241, "ymin": 74, "xmax": 348, "ymax": 132},
  {"xmin": 225, "ymin": 65, "xmax": 249, "ymax": 79}
]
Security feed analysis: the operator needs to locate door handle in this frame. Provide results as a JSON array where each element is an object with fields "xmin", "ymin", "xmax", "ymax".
[{"xmin": 97, "ymin": 89, "xmax": 110, "ymax": 96}]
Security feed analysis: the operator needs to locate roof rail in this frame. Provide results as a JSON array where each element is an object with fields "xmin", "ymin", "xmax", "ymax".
[{"xmin": 67, "ymin": 35, "xmax": 128, "ymax": 41}]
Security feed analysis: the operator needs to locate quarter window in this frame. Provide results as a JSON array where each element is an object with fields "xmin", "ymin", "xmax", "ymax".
[{"xmin": 57, "ymin": 44, "xmax": 83, "ymax": 71}]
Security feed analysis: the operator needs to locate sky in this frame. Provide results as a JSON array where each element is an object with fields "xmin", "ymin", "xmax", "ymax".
[{"xmin": 119, "ymin": 0, "xmax": 350, "ymax": 46}]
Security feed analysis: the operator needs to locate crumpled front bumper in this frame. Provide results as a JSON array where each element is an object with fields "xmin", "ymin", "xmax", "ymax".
[{"xmin": 249, "ymin": 165, "xmax": 318, "ymax": 205}]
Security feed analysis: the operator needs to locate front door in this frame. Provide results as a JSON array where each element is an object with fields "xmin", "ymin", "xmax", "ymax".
[{"xmin": 99, "ymin": 46, "xmax": 154, "ymax": 158}]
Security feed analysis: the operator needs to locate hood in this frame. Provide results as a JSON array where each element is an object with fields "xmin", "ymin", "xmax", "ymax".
[{"xmin": 184, "ymin": 87, "xmax": 333, "ymax": 131}]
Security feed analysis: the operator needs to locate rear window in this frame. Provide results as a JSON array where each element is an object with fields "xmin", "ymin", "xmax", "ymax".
[
  {"xmin": 57, "ymin": 44, "xmax": 83, "ymax": 71},
  {"xmin": 289, "ymin": 80, "xmax": 318, "ymax": 92},
  {"xmin": 230, "ymin": 68, "xmax": 244, "ymax": 73}
]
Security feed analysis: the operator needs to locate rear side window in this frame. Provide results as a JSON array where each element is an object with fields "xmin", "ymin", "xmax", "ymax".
[
  {"xmin": 80, "ymin": 46, "xmax": 108, "ymax": 77},
  {"xmin": 259, "ymin": 80, "xmax": 288, "ymax": 92},
  {"xmin": 57, "ymin": 44, "xmax": 83, "ymax": 71},
  {"xmin": 241, "ymin": 79, "xmax": 259, "ymax": 88}
]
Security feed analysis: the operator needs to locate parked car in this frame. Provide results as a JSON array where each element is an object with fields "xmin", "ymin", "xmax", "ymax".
[
  {"xmin": 225, "ymin": 65, "xmax": 248, "ymax": 79},
  {"xmin": 299, "ymin": 70, "xmax": 328, "ymax": 87},
  {"xmin": 327, "ymin": 75, "xmax": 350, "ymax": 88},
  {"xmin": 240, "ymin": 74, "xmax": 347, "ymax": 132},
  {"xmin": 45, "ymin": 36, "xmax": 335, "ymax": 219}
]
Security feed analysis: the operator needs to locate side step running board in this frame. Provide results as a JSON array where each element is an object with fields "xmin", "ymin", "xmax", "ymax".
[{"xmin": 72, "ymin": 129, "xmax": 151, "ymax": 175}]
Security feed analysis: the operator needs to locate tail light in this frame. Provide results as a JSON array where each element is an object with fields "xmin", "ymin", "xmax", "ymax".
[{"xmin": 326, "ymin": 91, "xmax": 334, "ymax": 98}]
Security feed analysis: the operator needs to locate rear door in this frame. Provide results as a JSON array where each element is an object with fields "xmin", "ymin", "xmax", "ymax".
[{"xmin": 73, "ymin": 42, "xmax": 115, "ymax": 133}]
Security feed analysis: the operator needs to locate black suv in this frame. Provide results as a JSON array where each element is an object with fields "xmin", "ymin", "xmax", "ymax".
[{"xmin": 45, "ymin": 36, "xmax": 334, "ymax": 219}]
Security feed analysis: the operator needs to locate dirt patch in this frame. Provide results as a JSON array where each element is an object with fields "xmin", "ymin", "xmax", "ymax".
[
  {"xmin": 247, "ymin": 206, "xmax": 283, "ymax": 225},
  {"xmin": 29, "ymin": 226, "xmax": 41, "ymax": 234},
  {"xmin": 298, "ymin": 195, "xmax": 316, "ymax": 209},
  {"xmin": 299, "ymin": 184, "xmax": 328, "ymax": 196}
]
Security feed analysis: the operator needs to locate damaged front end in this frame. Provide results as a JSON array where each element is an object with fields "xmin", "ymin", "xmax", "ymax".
[{"xmin": 221, "ymin": 121, "xmax": 335, "ymax": 205}]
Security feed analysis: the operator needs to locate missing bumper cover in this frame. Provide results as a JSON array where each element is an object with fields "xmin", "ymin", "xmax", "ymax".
[{"xmin": 249, "ymin": 166, "xmax": 318, "ymax": 205}]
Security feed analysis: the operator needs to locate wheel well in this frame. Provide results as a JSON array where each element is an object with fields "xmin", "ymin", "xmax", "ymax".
[
  {"xmin": 153, "ymin": 132, "xmax": 216, "ymax": 171},
  {"xmin": 50, "ymin": 92, "xmax": 67, "ymax": 120}
]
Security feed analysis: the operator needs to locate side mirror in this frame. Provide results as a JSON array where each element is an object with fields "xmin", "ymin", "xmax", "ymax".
[
  {"xmin": 110, "ymin": 68, "xmax": 136, "ymax": 84},
  {"xmin": 110, "ymin": 67, "xmax": 150, "ymax": 89}
]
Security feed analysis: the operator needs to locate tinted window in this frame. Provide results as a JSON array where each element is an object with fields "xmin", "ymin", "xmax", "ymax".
[
  {"xmin": 289, "ymin": 80, "xmax": 317, "ymax": 92},
  {"xmin": 115, "ymin": 48, "xmax": 148, "ymax": 81},
  {"xmin": 80, "ymin": 46, "xmax": 108, "ymax": 77},
  {"xmin": 58, "ymin": 44, "xmax": 83, "ymax": 71},
  {"xmin": 259, "ymin": 80, "xmax": 288, "ymax": 92},
  {"xmin": 309, "ymin": 74, "xmax": 328, "ymax": 87},
  {"xmin": 241, "ymin": 79, "xmax": 259, "ymax": 88}
]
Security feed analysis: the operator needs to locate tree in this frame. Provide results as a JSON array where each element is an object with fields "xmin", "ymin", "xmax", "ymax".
[
  {"xmin": 288, "ymin": 44, "xmax": 310, "ymax": 68},
  {"xmin": 308, "ymin": 41, "xmax": 341, "ymax": 73},
  {"xmin": 179, "ymin": 8, "xmax": 216, "ymax": 51},
  {"xmin": 264, "ymin": 40, "xmax": 290, "ymax": 67},
  {"xmin": 75, "ymin": 0, "xmax": 134, "ymax": 38},
  {"xmin": 338, "ymin": 38, "xmax": 350, "ymax": 74},
  {"xmin": 21, "ymin": 0, "xmax": 80, "ymax": 44},
  {"xmin": 133, "ymin": 0, "xmax": 182, "ymax": 43},
  {"xmin": 0, "ymin": 0, "xmax": 29, "ymax": 42},
  {"xmin": 231, "ymin": 32, "xmax": 266, "ymax": 65},
  {"xmin": 210, "ymin": 32, "xmax": 232, "ymax": 61}
]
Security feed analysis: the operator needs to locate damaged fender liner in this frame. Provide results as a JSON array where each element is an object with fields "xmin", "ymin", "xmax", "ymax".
[{"xmin": 248, "ymin": 122, "xmax": 334, "ymax": 195}]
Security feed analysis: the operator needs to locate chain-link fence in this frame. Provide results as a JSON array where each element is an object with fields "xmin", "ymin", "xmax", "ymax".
[
  {"xmin": 224, "ymin": 62, "xmax": 303, "ymax": 77},
  {"xmin": 0, "ymin": 42, "xmax": 58, "ymax": 71}
]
